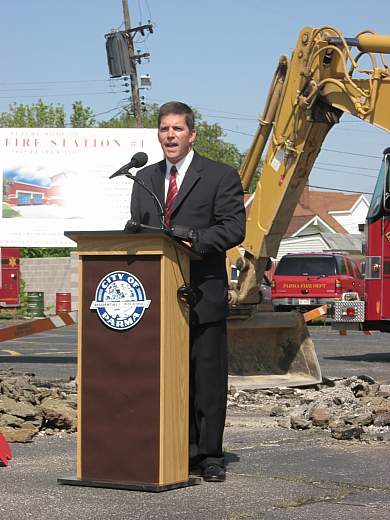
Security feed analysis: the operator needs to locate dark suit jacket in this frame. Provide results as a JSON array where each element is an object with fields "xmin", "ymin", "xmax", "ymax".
[{"xmin": 130, "ymin": 151, "xmax": 245, "ymax": 324}]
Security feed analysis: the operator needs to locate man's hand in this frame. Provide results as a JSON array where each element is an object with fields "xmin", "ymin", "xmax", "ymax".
[{"xmin": 169, "ymin": 225, "xmax": 198, "ymax": 243}]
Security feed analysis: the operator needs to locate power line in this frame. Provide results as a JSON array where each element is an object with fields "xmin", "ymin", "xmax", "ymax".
[
  {"xmin": 0, "ymin": 91, "xmax": 126, "ymax": 100},
  {"xmin": 312, "ymin": 166, "xmax": 377, "ymax": 178},
  {"xmin": 315, "ymin": 161, "xmax": 377, "ymax": 171},
  {"xmin": 322, "ymin": 147, "xmax": 381, "ymax": 159},
  {"xmin": 145, "ymin": 97, "xmax": 258, "ymax": 119},
  {"xmin": 144, "ymin": 0, "xmax": 152, "ymax": 20},
  {"xmin": 308, "ymin": 184, "xmax": 372, "ymax": 195},
  {"xmin": 223, "ymin": 127, "xmax": 253, "ymax": 136},
  {"xmin": 221, "ymin": 128, "xmax": 383, "ymax": 161},
  {"xmin": 92, "ymin": 105, "xmax": 127, "ymax": 118},
  {"xmin": 202, "ymin": 113, "xmax": 258, "ymax": 121},
  {"xmin": 137, "ymin": 0, "xmax": 144, "ymax": 22},
  {"xmin": 0, "ymin": 85, "xmax": 124, "ymax": 93},
  {"xmin": 0, "ymin": 78, "xmax": 123, "ymax": 86}
]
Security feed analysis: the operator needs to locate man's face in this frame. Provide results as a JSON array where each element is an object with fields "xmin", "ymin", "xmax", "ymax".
[{"xmin": 158, "ymin": 113, "xmax": 196, "ymax": 164}]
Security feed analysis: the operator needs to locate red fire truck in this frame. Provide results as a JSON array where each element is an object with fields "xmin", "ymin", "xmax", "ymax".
[
  {"xmin": 333, "ymin": 148, "xmax": 390, "ymax": 332},
  {"xmin": 0, "ymin": 247, "xmax": 20, "ymax": 307}
]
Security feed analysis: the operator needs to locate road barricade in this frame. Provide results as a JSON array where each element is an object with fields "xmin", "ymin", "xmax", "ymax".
[
  {"xmin": 303, "ymin": 304, "xmax": 328, "ymax": 323},
  {"xmin": 0, "ymin": 311, "xmax": 77, "ymax": 343}
]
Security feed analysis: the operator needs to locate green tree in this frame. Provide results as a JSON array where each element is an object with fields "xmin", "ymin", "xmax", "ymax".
[
  {"xmin": 98, "ymin": 103, "xmax": 160, "ymax": 129},
  {"xmin": 194, "ymin": 121, "xmax": 243, "ymax": 171},
  {"xmin": 0, "ymin": 99, "xmax": 66, "ymax": 127},
  {"xmin": 247, "ymin": 160, "xmax": 264, "ymax": 194},
  {"xmin": 0, "ymin": 99, "xmax": 95, "ymax": 128},
  {"xmin": 20, "ymin": 248, "xmax": 73, "ymax": 258},
  {"xmin": 70, "ymin": 100, "xmax": 96, "ymax": 128},
  {"xmin": 3, "ymin": 175, "xmax": 12, "ymax": 201}
]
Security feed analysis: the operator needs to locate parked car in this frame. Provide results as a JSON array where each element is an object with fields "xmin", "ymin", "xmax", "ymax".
[{"xmin": 271, "ymin": 252, "xmax": 364, "ymax": 317}]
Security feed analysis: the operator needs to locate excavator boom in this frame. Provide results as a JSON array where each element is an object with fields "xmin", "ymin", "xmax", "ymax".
[{"xmin": 228, "ymin": 26, "xmax": 390, "ymax": 388}]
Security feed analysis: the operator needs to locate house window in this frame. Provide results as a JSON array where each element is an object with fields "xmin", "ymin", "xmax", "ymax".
[
  {"xmin": 32, "ymin": 193, "xmax": 43, "ymax": 205},
  {"xmin": 17, "ymin": 192, "xmax": 31, "ymax": 206}
]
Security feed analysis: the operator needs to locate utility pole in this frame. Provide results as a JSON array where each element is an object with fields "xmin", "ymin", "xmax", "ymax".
[{"xmin": 122, "ymin": 0, "xmax": 142, "ymax": 127}]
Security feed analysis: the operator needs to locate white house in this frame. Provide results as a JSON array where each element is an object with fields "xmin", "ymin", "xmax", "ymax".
[{"xmin": 275, "ymin": 187, "xmax": 369, "ymax": 260}]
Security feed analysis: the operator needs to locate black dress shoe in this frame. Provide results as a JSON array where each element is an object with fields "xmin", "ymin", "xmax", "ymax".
[
  {"xmin": 189, "ymin": 456, "xmax": 204, "ymax": 471},
  {"xmin": 202, "ymin": 464, "xmax": 226, "ymax": 482}
]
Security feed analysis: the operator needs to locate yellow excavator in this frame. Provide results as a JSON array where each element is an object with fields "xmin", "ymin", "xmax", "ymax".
[{"xmin": 227, "ymin": 26, "xmax": 390, "ymax": 388}]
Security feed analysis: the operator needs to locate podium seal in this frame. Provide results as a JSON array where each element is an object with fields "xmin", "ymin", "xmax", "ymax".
[{"xmin": 90, "ymin": 270, "xmax": 151, "ymax": 330}]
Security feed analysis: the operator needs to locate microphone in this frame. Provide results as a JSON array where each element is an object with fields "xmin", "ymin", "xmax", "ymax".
[{"xmin": 109, "ymin": 152, "xmax": 148, "ymax": 179}]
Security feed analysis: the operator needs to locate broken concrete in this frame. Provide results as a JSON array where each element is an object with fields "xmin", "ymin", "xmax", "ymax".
[
  {"xmin": 0, "ymin": 370, "xmax": 77, "ymax": 443},
  {"xmin": 227, "ymin": 375, "xmax": 390, "ymax": 442}
]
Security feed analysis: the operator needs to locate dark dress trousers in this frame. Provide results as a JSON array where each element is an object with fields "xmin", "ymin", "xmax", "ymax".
[{"xmin": 130, "ymin": 151, "xmax": 245, "ymax": 465}]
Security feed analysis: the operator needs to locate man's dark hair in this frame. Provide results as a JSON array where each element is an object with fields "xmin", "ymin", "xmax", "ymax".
[{"xmin": 158, "ymin": 101, "xmax": 195, "ymax": 132}]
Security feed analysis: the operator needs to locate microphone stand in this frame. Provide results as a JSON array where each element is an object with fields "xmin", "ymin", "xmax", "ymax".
[{"xmin": 124, "ymin": 172, "xmax": 170, "ymax": 233}]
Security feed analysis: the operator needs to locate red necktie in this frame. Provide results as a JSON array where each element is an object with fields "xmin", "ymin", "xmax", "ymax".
[{"xmin": 165, "ymin": 165, "xmax": 178, "ymax": 226}]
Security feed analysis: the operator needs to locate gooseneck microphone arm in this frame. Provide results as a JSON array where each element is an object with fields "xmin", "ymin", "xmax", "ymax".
[{"xmin": 124, "ymin": 172, "xmax": 168, "ymax": 231}]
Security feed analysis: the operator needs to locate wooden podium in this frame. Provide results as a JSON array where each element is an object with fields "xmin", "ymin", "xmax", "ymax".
[{"xmin": 58, "ymin": 231, "xmax": 200, "ymax": 491}]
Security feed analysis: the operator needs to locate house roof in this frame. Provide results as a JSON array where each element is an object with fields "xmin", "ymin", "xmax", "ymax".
[
  {"xmin": 321, "ymin": 232, "xmax": 362, "ymax": 253},
  {"xmin": 284, "ymin": 189, "xmax": 363, "ymax": 237}
]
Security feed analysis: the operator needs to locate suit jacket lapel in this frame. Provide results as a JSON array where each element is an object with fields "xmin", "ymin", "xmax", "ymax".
[
  {"xmin": 151, "ymin": 160, "xmax": 166, "ymax": 210},
  {"xmin": 171, "ymin": 152, "xmax": 202, "ymax": 214}
]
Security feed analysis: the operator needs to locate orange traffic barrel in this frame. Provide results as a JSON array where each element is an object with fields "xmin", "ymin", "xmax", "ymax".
[{"xmin": 56, "ymin": 292, "xmax": 71, "ymax": 314}]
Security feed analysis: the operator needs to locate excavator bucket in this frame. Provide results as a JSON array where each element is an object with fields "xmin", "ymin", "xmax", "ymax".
[{"xmin": 227, "ymin": 311, "xmax": 321, "ymax": 389}]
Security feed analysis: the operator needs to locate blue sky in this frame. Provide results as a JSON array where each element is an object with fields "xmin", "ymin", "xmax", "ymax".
[{"xmin": 1, "ymin": 0, "xmax": 390, "ymax": 197}]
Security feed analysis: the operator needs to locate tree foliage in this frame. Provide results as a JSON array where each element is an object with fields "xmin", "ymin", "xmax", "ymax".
[
  {"xmin": 70, "ymin": 100, "xmax": 96, "ymax": 128},
  {"xmin": 0, "ymin": 98, "xmax": 95, "ymax": 128},
  {"xmin": 0, "ymin": 99, "xmax": 66, "ymax": 127},
  {"xmin": 98, "ymin": 103, "xmax": 160, "ymax": 129},
  {"xmin": 20, "ymin": 248, "xmax": 73, "ymax": 258},
  {"xmin": 194, "ymin": 121, "xmax": 243, "ymax": 171},
  {"xmin": 247, "ymin": 160, "xmax": 264, "ymax": 194}
]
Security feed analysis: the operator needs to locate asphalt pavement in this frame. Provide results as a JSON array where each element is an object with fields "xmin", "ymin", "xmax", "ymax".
[
  {"xmin": 1, "ymin": 414, "xmax": 390, "ymax": 519},
  {"xmin": 1, "ymin": 321, "xmax": 390, "ymax": 518}
]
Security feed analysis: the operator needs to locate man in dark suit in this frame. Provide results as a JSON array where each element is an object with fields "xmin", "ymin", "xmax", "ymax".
[{"xmin": 131, "ymin": 101, "xmax": 245, "ymax": 482}]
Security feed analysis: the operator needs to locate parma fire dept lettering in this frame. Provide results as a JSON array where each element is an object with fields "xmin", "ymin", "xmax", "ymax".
[
  {"xmin": 282, "ymin": 283, "xmax": 326, "ymax": 289},
  {"xmin": 90, "ymin": 270, "xmax": 150, "ymax": 331}
]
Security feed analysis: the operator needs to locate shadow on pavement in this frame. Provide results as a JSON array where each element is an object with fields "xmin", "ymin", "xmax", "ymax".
[
  {"xmin": 324, "ymin": 352, "xmax": 390, "ymax": 363},
  {"xmin": 225, "ymin": 451, "xmax": 240, "ymax": 467},
  {"xmin": 0, "ymin": 356, "xmax": 76, "ymax": 364}
]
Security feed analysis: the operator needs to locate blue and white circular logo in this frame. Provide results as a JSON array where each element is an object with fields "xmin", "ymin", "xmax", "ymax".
[{"xmin": 90, "ymin": 270, "xmax": 151, "ymax": 330}]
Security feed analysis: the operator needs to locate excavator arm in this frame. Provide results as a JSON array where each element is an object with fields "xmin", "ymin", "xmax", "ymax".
[{"xmin": 230, "ymin": 26, "xmax": 390, "ymax": 306}]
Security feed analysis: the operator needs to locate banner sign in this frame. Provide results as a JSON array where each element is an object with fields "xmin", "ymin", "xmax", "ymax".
[{"xmin": 0, "ymin": 128, "xmax": 162, "ymax": 247}]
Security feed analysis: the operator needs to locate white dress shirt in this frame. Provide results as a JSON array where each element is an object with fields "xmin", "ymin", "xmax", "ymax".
[{"xmin": 164, "ymin": 149, "xmax": 194, "ymax": 201}]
